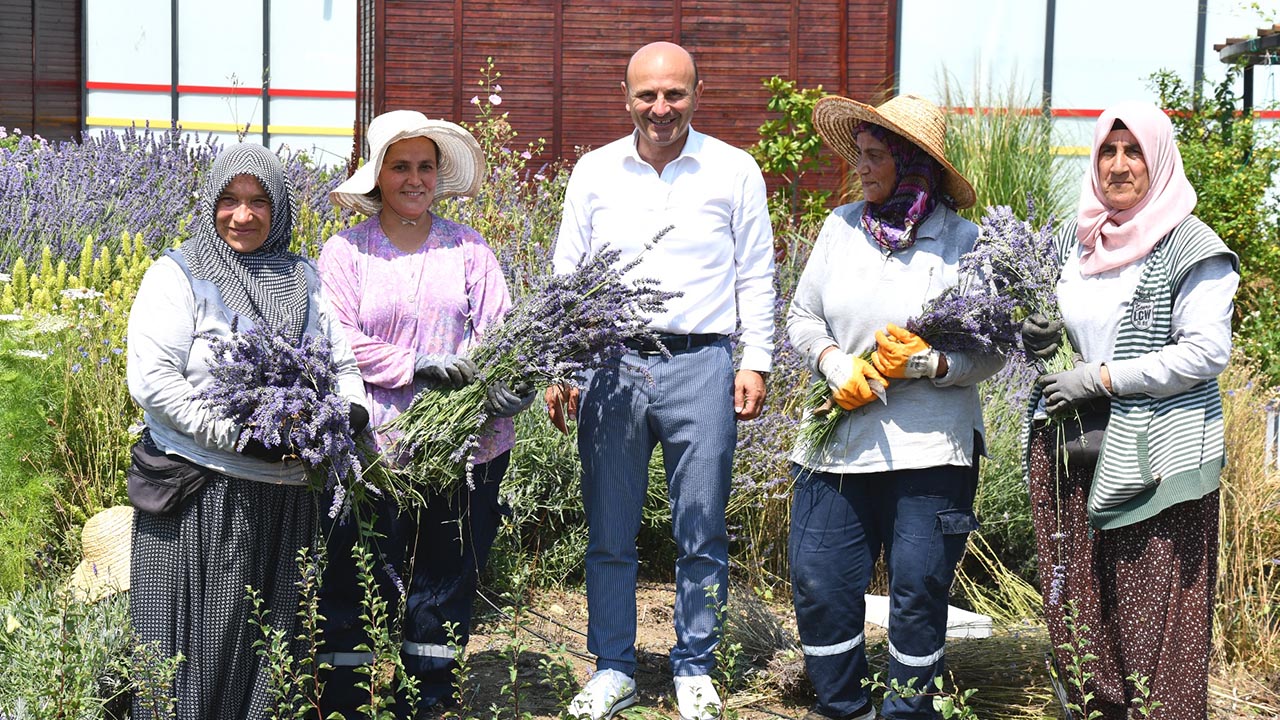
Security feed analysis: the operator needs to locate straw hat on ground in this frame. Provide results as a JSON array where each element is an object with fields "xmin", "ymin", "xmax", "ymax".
[
  {"xmin": 68, "ymin": 505, "xmax": 133, "ymax": 602},
  {"xmin": 331, "ymin": 110, "xmax": 486, "ymax": 216},
  {"xmin": 812, "ymin": 93, "xmax": 976, "ymax": 209}
]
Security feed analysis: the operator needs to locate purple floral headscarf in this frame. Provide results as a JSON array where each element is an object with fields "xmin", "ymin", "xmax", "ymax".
[{"xmin": 855, "ymin": 122, "xmax": 945, "ymax": 253}]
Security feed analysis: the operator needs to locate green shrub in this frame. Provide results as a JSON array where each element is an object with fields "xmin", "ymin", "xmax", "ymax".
[
  {"xmin": 0, "ymin": 588, "xmax": 131, "ymax": 718},
  {"xmin": 748, "ymin": 76, "xmax": 832, "ymax": 230},
  {"xmin": 0, "ymin": 341, "xmax": 61, "ymax": 591},
  {"xmin": 1152, "ymin": 67, "xmax": 1280, "ymax": 384}
]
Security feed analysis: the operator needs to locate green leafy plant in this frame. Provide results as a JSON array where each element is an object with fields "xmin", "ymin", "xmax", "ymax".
[
  {"xmin": 862, "ymin": 672, "xmax": 980, "ymax": 720},
  {"xmin": 748, "ymin": 76, "xmax": 831, "ymax": 229},
  {"xmin": 1152, "ymin": 66, "xmax": 1280, "ymax": 384}
]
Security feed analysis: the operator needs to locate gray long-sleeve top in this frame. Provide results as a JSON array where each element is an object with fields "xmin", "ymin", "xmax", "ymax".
[
  {"xmin": 127, "ymin": 255, "xmax": 367, "ymax": 485},
  {"xmin": 786, "ymin": 202, "xmax": 1005, "ymax": 473},
  {"xmin": 1057, "ymin": 239, "xmax": 1239, "ymax": 398}
]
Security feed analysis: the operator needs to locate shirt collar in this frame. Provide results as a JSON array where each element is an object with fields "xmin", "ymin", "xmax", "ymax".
[{"xmin": 624, "ymin": 126, "xmax": 705, "ymax": 170}]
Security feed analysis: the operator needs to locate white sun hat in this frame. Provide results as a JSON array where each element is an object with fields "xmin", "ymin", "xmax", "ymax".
[{"xmin": 330, "ymin": 110, "xmax": 486, "ymax": 216}]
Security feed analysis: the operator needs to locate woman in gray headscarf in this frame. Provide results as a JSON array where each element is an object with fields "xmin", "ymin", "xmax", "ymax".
[{"xmin": 126, "ymin": 143, "xmax": 368, "ymax": 718}]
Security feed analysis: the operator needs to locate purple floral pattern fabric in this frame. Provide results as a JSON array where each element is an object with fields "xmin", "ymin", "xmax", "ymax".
[{"xmin": 318, "ymin": 215, "xmax": 514, "ymax": 464}]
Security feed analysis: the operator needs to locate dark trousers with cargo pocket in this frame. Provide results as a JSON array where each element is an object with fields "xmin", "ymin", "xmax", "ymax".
[
  {"xmin": 789, "ymin": 462, "xmax": 979, "ymax": 720},
  {"xmin": 316, "ymin": 451, "xmax": 509, "ymax": 715}
]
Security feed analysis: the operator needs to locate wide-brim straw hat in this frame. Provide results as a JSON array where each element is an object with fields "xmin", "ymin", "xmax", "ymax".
[
  {"xmin": 331, "ymin": 110, "xmax": 486, "ymax": 216},
  {"xmin": 67, "ymin": 505, "xmax": 133, "ymax": 603},
  {"xmin": 813, "ymin": 93, "xmax": 976, "ymax": 209}
]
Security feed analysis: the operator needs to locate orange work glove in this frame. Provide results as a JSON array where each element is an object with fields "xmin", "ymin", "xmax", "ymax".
[
  {"xmin": 873, "ymin": 323, "xmax": 941, "ymax": 379},
  {"xmin": 819, "ymin": 349, "xmax": 889, "ymax": 411}
]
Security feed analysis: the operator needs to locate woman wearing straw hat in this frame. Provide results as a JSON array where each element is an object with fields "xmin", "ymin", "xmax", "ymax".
[
  {"xmin": 785, "ymin": 94, "xmax": 1003, "ymax": 720},
  {"xmin": 318, "ymin": 110, "xmax": 534, "ymax": 714},
  {"xmin": 127, "ymin": 143, "xmax": 368, "ymax": 719}
]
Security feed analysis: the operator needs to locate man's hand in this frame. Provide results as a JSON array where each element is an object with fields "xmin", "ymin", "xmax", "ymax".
[
  {"xmin": 545, "ymin": 383, "xmax": 580, "ymax": 435},
  {"xmin": 734, "ymin": 370, "xmax": 767, "ymax": 421}
]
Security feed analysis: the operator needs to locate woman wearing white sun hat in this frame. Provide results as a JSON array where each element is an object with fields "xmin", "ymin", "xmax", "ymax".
[
  {"xmin": 785, "ymin": 94, "xmax": 1004, "ymax": 720},
  {"xmin": 317, "ymin": 110, "xmax": 535, "ymax": 714}
]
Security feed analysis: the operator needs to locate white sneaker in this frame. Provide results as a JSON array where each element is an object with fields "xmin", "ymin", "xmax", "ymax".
[
  {"xmin": 673, "ymin": 674, "xmax": 722, "ymax": 720},
  {"xmin": 566, "ymin": 668, "xmax": 638, "ymax": 720}
]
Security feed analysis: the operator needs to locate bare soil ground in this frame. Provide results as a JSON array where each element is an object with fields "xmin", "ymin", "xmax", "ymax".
[{"xmin": 462, "ymin": 583, "xmax": 1279, "ymax": 719}]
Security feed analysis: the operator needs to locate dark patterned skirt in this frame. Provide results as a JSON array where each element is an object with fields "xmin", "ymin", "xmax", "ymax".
[
  {"xmin": 1028, "ymin": 423, "xmax": 1218, "ymax": 720},
  {"xmin": 130, "ymin": 473, "xmax": 319, "ymax": 720}
]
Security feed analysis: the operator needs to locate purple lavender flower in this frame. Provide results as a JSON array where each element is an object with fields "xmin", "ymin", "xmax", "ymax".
[
  {"xmin": 1048, "ymin": 563, "xmax": 1068, "ymax": 606},
  {"xmin": 387, "ymin": 230, "xmax": 681, "ymax": 494},
  {"xmin": 194, "ymin": 322, "xmax": 364, "ymax": 515}
]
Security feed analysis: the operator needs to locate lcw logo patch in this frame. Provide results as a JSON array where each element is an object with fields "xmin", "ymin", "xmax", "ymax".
[{"xmin": 1130, "ymin": 298, "xmax": 1155, "ymax": 330}]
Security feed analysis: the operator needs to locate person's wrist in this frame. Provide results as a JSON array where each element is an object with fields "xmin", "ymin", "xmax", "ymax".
[{"xmin": 1099, "ymin": 363, "xmax": 1112, "ymax": 393}]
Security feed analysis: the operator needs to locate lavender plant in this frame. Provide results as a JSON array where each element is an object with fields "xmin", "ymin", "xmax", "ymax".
[
  {"xmin": 194, "ymin": 322, "xmax": 363, "ymax": 515},
  {"xmin": 0, "ymin": 126, "xmax": 216, "ymax": 268},
  {"xmin": 386, "ymin": 232, "xmax": 679, "ymax": 495}
]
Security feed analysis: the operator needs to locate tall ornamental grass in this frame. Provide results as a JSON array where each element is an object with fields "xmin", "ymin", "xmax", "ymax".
[
  {"xmin": 941, "ymin": 77, "xmax": 1072, "ymax": 223},
  {"xmin": 1213, "ymin": 351, "xmax": 1280, "ymax": 675}
]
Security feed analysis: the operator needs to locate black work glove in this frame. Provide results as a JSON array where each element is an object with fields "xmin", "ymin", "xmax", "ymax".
[
  {"xmin": 483, "ymin": 380, "xmax": 536, "ymax": 419},
  {"xmin": 414, "ymin": 354, "xmax": 478, "ymax": 390},
  {"xmin": 348, "ymin": 403, "xmax": 370, "ymax": 436},
  {"xmin": 1021, "ymin": 313, "xmax": 1064, "ymax": 361},
  {"xmin": 1038, "ymin": 362, "xmax": 1109, "ymax": 416},
  {"xmin": 238, "ymin": 435, "xmax": 288, "ymax": 463}
]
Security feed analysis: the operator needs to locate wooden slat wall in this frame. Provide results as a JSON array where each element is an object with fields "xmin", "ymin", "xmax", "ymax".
[
  {"xmin": 364, "ymin": 0, "xmax": 895, "ymax": 190},
  {"xmin": 0, "ymin": 1, "xmax": 37, "ymax": 135},
  {"xmin": 0, "ymin": 0, "xmax": 83, "ymax": 140}
]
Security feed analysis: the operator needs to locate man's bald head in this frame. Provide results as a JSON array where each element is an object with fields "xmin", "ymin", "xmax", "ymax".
[{"xmin": 624, "ymin": 41, "xmax": 699, "ymax": 91}]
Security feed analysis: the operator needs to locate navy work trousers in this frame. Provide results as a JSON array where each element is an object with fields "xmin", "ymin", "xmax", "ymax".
[
  {"xmin": 316, "ymin": 451, "xmax": 509, "ymax": 714},
  {"xmin": 789, "ymin": 462, "xmax": 979, "ymax": 720}
]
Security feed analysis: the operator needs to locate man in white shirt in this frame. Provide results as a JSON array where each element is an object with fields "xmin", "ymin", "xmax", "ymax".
[{"xmin": 546, "ymin": 41, "xmax": 776, "ymax": 720}]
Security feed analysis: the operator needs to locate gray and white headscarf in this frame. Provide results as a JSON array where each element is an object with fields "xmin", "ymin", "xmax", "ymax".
[{"xmin": 182, "ymin": 143, "xmax": 309, "ymax": 343}]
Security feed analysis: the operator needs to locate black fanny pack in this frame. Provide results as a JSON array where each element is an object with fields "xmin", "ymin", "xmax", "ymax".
[
  {"xmin": 1053, "ymin": 398, "xmax": 1110, "ymax": 470},
  {"xmin": 127, "ymin": 429, "xmax": 212, "ymax": 515}
]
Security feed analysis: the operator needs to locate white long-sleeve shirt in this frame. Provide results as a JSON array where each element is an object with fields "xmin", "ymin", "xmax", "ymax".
[
  {"xmin": 552, "ymin": 128, "xmax": 777, "ymax": 372},
  {"xmin": 1059, "ymin": 244, "xmax": 1238, "ymax": 397},
  {"xmin": 127, "ymin": 255, "xmax": 366, "ymax": 485},
  {"xmin": 787, "ymin": 202, "xmax": 1005, "ymax": 473}
]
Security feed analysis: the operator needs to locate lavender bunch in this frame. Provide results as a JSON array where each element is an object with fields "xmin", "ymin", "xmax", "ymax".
[
  {"xmin": 799, "ymin": 202, "xmax": 1058, "ymax": 453},
  {"xmin": 194, "ymin": 322, "xmax": 364, "ymax": 512},
  {"xmin": 386, "ymin": 229, "xmax": 679, "ymax": 495}
]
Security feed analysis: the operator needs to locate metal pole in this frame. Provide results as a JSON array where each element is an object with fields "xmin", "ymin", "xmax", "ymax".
[
  {"xmin": 1193, "ymin": 0, "xmax": 1207, "ymax": 102},
  {"xmin": 262, "ymin": 0, "xmax": 271, "ymax": 148},
  {"xmin": 1043, "ymin": 0, "xmax": 1056, "ymax": 115},
  {"xmin": 171, "ymin": 0, "xmax": 179, "ymax": 129}
]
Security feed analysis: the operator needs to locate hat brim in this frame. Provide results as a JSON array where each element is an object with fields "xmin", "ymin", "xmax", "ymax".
[
  {"xmin": 331, "ymin": 121, "xmax": 486, "ymax": 216},
  {"xmin": 813, "ymin": 96, "xmax": 976, "ymax": 210},
  {"xmin": 66, "ymin": 505, "xmax": 133, "ymax": 603},
  {"xmin": 69, "ymin": 558, "xmax": 129, "ymax": 602}
]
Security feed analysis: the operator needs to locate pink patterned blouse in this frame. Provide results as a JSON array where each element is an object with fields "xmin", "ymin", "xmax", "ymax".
[{"xmin": 318, "ymin": 215, "xmax": 515, "ymax": 465}]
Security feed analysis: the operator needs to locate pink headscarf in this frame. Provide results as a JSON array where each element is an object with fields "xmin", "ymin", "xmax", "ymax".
[{"xmin": 1076, "ymin": 101, "xmax": 1197, "ymax": 276}]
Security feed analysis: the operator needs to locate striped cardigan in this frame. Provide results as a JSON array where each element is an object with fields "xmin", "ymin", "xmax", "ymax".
[{"xmin": 1026, "ymin": 215, "xmax": 1236, "ymax": 530}]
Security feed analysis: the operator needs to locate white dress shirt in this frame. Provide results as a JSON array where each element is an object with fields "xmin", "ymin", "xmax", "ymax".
[{"xmin": 553, "ymin": 128, "xmax": 777, "ymax": 372}]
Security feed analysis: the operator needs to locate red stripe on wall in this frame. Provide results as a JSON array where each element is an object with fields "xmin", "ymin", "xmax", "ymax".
[{"xmin": 86, "ymin": 80, "xmax": 355, "ymax": 99}]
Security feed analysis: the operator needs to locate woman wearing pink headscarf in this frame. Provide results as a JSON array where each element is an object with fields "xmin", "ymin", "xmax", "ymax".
[{"xmin": 1020, "ymin": 101, "xmax": 1238, "ymax": 718}]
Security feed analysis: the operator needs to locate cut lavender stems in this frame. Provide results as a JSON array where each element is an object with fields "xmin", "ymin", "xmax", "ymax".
[
  {"xmin": 386, "ymin": 228, "xmax": 679, "ymax": 495},
  {"xmin": 194, "ymin": 321, "xmax": 364, "ymax": 513}
]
